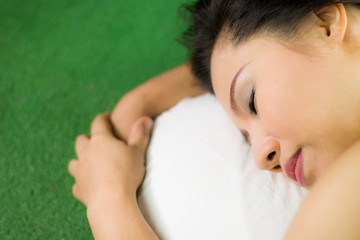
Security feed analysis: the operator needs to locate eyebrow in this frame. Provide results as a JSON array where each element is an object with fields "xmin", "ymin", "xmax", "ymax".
[{"xmin": 230, "ymin": 64, "xmax": 248, "ymax": 111}]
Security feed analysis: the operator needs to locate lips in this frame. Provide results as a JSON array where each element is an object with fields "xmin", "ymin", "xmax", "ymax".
[{"xmin": 284, "ymin": 150, "xmax": 305, "ymax": 186}]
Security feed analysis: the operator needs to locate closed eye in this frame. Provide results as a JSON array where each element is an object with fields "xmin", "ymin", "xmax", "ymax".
[{"xmin": 249, "ymin": 88, "xmax": 257, "ymax": 115}]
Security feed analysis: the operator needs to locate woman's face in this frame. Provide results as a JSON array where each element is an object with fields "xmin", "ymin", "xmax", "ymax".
[{"xmin": 211, "ymin": 35, "xmax": 360, "ymax": 188}]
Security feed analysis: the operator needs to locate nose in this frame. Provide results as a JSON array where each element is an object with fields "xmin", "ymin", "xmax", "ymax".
[{"xmin": 252, "ymin": 136, "xmax": 281, "ymax": 172}]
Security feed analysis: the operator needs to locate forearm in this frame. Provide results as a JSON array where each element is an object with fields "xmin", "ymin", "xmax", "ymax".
[
  {"xmin": 70, "ymin": 114, "xmax": 158, "ymax": 240},
  {"xmin": 111, "ymin": 62, "xmax": 207, "ymax": 141},
  {"xmin": 116, "ymin": 63, "xmax": 206, "ymax": 117},
  {"xmin": 87, "ymin": 192, "xmax": 159, "ymax": 240}
]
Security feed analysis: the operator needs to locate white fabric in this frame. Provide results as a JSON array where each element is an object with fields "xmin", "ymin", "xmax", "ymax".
[{"xmin": 138, "ymin": 94, "xmax": 308, "ymax": 240}]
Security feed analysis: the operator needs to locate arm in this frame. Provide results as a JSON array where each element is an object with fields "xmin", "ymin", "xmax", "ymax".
[
  {"xmin": 285, "ymin": 141, "xmax": 360, "ymax": 240},
  {"xmin": 87, "ymin": 192, "xmax": 158, "ymax": 240},
  {"xmin": 69, "ymin": 114, "xmax": 159, "ymax": 240},
  {"xmin": 111, "ymin": 62, "xmax": 207, "ymax": 141}
]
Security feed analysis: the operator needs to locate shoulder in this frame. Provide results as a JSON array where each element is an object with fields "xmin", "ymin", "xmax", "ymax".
[{"xmin": 285, "ymin": 140, "xmax": 360, "ymax": 240}]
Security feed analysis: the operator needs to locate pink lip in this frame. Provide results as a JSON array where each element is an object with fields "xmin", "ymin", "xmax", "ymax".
[{"xmin": 284, "ymin": 150, "xmax": 305, "ymax": 186}]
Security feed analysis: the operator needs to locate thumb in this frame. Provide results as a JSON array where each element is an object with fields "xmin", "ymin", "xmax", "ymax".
[{"xmin": 128, "ymin": 117, "xmax": 153, "ymax": 152}]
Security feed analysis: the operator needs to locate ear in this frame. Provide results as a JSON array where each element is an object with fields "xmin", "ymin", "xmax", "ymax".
[{"xmin": 315, "ymin": 4, "xmax": 348, "ymax": 48}]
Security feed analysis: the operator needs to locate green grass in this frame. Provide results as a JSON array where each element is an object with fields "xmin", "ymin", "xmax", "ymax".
[{"xmin": 0, "ymin": 0, "xmax": 189, "ymax": 238}]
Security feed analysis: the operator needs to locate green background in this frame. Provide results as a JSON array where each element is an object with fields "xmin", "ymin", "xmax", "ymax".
[{"xmin": 0, "ymin": 0, "xmax": 189, "ymax": 238}]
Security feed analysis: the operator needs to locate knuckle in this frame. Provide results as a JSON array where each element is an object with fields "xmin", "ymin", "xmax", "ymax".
[
  {"xmin": 93, "ymin": 113, "xmax": 108, "ymax": 125},
  {"xmin": 68, "ymin": 160, "xmax": 78, "ymax": 174},
  {"xmin": 75, "ymin": 134, "xmax": 87, "ymax": 145},
  {"xmin": 72, "ymin": 185, "xmax": 78, "ymax": 197},
  {"xmin": 75, "ymin": 134, "xmax": 83, "ymax": 141}
]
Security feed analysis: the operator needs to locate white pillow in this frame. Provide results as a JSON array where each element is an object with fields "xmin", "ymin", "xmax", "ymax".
[{"xmin": 138, "ymin": 93, "xmax": 308, "ymax": 240}]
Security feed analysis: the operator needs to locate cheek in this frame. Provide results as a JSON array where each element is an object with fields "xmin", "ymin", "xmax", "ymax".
[
  {"xmin": 256, "ymin": 81, "xmax": 315, "ymax": 140},
  {"xmin": 257, "ymin": 76, "xmax": 344, "ymax": 146}
]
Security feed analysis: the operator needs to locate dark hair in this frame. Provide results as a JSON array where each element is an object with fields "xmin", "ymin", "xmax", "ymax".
[{"xmin": 180, "ymin": 0, "xmax": 360, "ymax": 93}]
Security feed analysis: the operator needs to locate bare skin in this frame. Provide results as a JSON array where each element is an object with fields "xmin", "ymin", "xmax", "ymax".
[
  {"xmin": 210, "ymin": 4, "xmax": 360, "ymax": 239},
  {"xmin": 211, "ymin": 4, "xmax": 360, "ymax": 188},
  {"xmin": 284, "ymin": 141, "xmax": 360, "ymax": 239},
  {"xmin": 69, "ymin": 3, "xmax": 360, "ymax": 240},
  {"xmin": 69, "ymin": 114, "xmax": 159, "ymax": 240},
  {"xmin": 111, "ymin": 63, "xmax": 207, "ymax": 141},
  {"xmin": 69, "ymin": 64, "xmax": 206, "ymax": 239}
]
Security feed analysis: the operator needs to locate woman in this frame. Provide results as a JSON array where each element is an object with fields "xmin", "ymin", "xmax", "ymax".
[{"xmin": 68, "ymin": 0, "xmax": 360, "ymax": 239}]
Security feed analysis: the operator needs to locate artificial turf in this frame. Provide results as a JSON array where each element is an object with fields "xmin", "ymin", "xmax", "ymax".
[{"xmin": 0, "ymin": 0, "xmax": 189, "ymax": 238}]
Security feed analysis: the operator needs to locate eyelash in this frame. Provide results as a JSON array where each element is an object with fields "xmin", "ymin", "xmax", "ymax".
[
  {"xmin": 248, "ymin": 88, "xmax": 257, "ymax": 115},
  {"xmin": 241, "ymin": 130, "xmax": 251, "ymax": 145}
]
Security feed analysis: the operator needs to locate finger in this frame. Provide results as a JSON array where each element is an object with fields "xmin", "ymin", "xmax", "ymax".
[
  {"xmin": 72, "ymin": 185, "xmax": 87, "ymax": 206},
  {"xmin": 75, "ymin": 135, "xmax": 89, "ymax": 156},
  {"xmin": 68, "ymin": 159, "xmax": 78, "ymax": 176},
  {"xmin": 72, "ymin": 184, "xmax": 79, "ymax": 199},
  {"xmin": 128, "ymin": 117, "xmax": 153, "ymax": 152},
  {"xmin": 91, "ymin": 113, "xmax": 114, "ymax": 136},
  {"xmin": 110, "ymin": 113, "xmax": 127, "ymax": 141}
]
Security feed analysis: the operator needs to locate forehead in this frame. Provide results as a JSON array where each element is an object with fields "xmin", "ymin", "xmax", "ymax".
[
  {"xmin": 210, "ymin": 35, "xmax": 313, "ymax": 112},
  {"xmin": 210, "ymin": 35, "xmax": 306, "ymax": 89},
  {"xmin": 210, "ymin": 36, "xmax": 265, "ymax": 99},
  {"xmin": 210, "ymin": 37, "xmax": 238, "ymax": 96}
]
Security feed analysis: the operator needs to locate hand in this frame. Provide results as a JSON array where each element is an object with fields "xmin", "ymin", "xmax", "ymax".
[
  {"xmin": 111, "ymin": 93, "xmax": 148, "ymax": 142},
  {"xmin": 68, "ymin": 113, "xmax": 153, "ymax": 207},
  {"xmin": 111, "ymin": 63, "xmax": 207, "ymax": 142}
]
